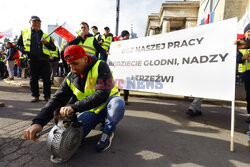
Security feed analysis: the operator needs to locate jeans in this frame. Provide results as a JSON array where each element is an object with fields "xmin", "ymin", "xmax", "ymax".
[
  {"xmin": 15, "ymin": 66, "xmax": 22, "ymax": 77},
  {"xmin": 77, "ymin": 96, "xmax": 125, "ymax": 138},
  {"xmin": 49, "ymin": 61, "xmax": 58, "ymax": 83},
  {"xmin": 6, "ymin": 60, "xmax": 15, "ymax": 78},
  {"xmin": 188, "ymin": 97, "xmax": 202, "ymax": 112}
]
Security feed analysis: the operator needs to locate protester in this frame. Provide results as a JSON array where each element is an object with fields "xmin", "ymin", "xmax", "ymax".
[
  {"xmin": 91, "ymin": 26, "xmax": 103, "ymax": 44},
  {"xmin": 5, "ymin": 42, "xmax": 18, "ymax": 81},
  {"xmin": 236, "ymin": 23, "xmax": 250, "ymax": 123},
  {"xmin": 101, "ymin": 26, "xmax": 114, "ymax": 57},
  {"xmin": 0, "ymin": 52, "xmax": 8, "ymax": 79},
  {"xmin": 120, "ymin": 30, "xmax": 130, "ymax": 105},
  {"xmin": 23, "ymin": 45, "xmax": 125, "ymax": 152},
  {"xmin": 16, "ymin": 16, "xmax": 56, "ymax": 102},
  {"xmin": 60, "ymin": 39, "xmax": 70, "ymax": 76},
  {"xmin": 49, "ymin": 40, "xmax": 59, "ymax": 85},
  {"xmin": 69, "ymin": 22, "xmax": 106, "ymax": 60},
  {"xmin": 14, "ymin": 57, "xmax": 22, "ymax": 78}
]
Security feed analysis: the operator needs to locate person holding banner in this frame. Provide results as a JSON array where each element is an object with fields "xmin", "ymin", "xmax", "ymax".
[
  {"xmin": 120, "ymin": 30, "xmax": 130, "ymax": 105},
  {"xmin": 69, "ymin": 22, "xmax": 107, "ymax": 60},
  {"xmin": 236, "ymin": 23, "xmax": 250, "ymax": 123},
  {"xmin": 16, "ymin": 16, "xmax": 56, "ymax": 102}
]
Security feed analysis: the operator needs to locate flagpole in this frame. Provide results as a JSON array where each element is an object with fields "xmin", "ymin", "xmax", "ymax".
[{"xmin": 230, "ymin": 100, "xmax": 235, "ymax": 152}]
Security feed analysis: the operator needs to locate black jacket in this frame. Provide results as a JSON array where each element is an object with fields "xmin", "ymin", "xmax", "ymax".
[
  {"xmin": 16, "ymin": 29, "xmax": 56, "ymax": 61},
  {"xmin": 94, "ymin": 32, "xmax": 102, "ymax": 43},
  {"xmin": 32, "ymin": 57, "xmax": 113, "ymax": 127},
  {"xmin": 69, "ymin": 33, "xmax": 106, "ymax": 58},
  {"xmin": 6, "ymin": 45, "xmax": 17, "ymax": 61}
]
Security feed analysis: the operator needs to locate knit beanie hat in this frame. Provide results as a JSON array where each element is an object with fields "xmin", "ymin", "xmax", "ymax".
[
  {"xmin": 121, "ymin": 30, "xmax": 130, "ymax": 37},
  {"xmin": 244, "ymin": 23, "xmax": 250, "ymax": 34}
]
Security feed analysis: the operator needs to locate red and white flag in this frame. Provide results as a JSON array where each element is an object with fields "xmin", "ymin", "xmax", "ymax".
[
  {"xmin": 237, "ymin": 9, "xmax": 249, "ymax": 39},
  {"xmin": 54, "ymin": 22, "xmax": 76, "ymax": 42},
  {"xmin": 0, "ymin": 28, "xmax": 12, "ymax": 39}
]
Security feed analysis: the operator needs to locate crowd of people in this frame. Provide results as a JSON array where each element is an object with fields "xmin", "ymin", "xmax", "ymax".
[{"xmin": 1, "ymin": 15, "xmax": 250, "ymax": 156}]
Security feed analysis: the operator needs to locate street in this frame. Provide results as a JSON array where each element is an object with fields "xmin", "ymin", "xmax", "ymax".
[{"xmin": 0, "ymin": 80, "xmax": 250, "ymax": 167}]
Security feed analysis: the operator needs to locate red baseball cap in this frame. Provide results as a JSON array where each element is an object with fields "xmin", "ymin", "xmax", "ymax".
[{"xmin": 64, "ymin": 45, "xmax": 89, "ymax": 62}]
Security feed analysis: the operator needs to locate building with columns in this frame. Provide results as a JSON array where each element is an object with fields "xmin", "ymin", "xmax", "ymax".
[
  {"xmin": 145, "ymin": 0, "xmax": 250, "ymax": 36},
  {"xmin": 198, "ymin": 0, "xmax": 250, "ymax": 24},
  {"xmin": 145, "ymin": 0, "xmax": 200, "ymax": 36}
]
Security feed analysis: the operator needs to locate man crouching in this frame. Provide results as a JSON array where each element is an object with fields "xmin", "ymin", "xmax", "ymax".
[{"xmin": 24, "ymin": 45, "xmax": 125, "ymax": 152}]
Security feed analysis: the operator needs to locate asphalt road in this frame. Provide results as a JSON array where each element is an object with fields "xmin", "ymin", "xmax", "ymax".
[{"xmin": 0, "ymin": 80, "xmax": 249, "ymax": 167}]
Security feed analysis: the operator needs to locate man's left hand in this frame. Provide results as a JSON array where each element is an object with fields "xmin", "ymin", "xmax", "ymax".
[{"xmin": 60, "ymin": 106, "xmax": 74, "ymax": 117}]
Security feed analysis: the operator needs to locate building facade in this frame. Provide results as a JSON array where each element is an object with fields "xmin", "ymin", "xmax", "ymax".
[
  {"xmin": 146, "ymin": 0, "xmax": 250, "ymax": 36},
  {"xmin": 145, "ymin": 0, "xmax": 200, "ymax": 36}
]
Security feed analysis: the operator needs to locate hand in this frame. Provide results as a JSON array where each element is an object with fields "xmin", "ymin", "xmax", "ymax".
[
  {"xmin": 24, "ymin": 124, "xmax": 43, "ymax": 141},
  {"xmin": 80, "ymin": 31, "xmax": 85, "ymax": 39},
  {"xmin": 41, "ymin": 37, "xmax": 48, "ymax": 44},
  {"xmin": 235, "ymin": 40, "xmax": 247, "ymax": 49},
  {"xmin": 60, "ymin": 106, "xmax": 74, "ymax": 117},
  {"xmin": 49, "ymin": 57, "xmax": 54, "ymax": 61},
  {"xmin": 106, "ymin": 52, "xmax": 110, "ymax": 55},
  {"xmin": 242, "ymin": 53, "xmax": 250, "ymax": 60}
]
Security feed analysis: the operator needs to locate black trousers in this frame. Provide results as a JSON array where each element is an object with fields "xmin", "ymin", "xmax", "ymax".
[
  {"xmin": 29, "ymin": 60, "xmax": 51, "ymax": 98},
  {"xmin": 123, "ymin": 90, "xmax": 129, "ymax": 101},
  {"xmin": 244, "ymin": 70, "xmax": 250, "ymax": 114},
  {"xmin": 0, "ymin": 62, "xmax": 6, "ymax": 78}
]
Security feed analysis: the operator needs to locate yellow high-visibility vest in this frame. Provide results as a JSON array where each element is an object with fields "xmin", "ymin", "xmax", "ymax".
[
  {"xmin": 238, "ymin": 49, "xmax": 250, "ymax": 73},
  {"xmin": 78, "ymin": 36, "xmax": 96, "ymax": 56},
  {"xmin": 49, "ymin": 47, "xmax": 59, "ymax": 58},
  {"xmin": 66, "ymin": 60, "xmax": 120, "ymax": 114},
  {"xmin": 101, "ymin": 35, "xmax": 112, "ymax": 50},
  {"xmin": 22, "ymin": 28, "xmax": 51, "ymax": 56}
]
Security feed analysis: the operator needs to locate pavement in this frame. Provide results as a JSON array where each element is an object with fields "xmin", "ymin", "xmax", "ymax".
[{"xmin": 0, "ymin": 78, "xmax": 250, "ymax": 167}]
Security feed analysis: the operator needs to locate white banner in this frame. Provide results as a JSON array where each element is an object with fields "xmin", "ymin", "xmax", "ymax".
[{"xmin": 108, "ymin": 18, "xmax": 237, "ymax": 101}]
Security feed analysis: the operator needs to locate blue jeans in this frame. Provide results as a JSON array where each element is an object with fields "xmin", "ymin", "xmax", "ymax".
[{"xmin": 77, "ymin": 96, "xmax": 125, "ymax": 138}]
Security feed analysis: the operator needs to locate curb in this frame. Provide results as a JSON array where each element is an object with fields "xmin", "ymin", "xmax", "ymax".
[{"xmin": 3, "ymin": 79, "xmax": 247, "ymax": 107}]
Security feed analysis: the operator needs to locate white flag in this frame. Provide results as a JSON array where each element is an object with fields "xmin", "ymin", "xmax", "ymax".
[{"xmin": 0, "ymin": 28, "xmax": 12, "ymax": 39}]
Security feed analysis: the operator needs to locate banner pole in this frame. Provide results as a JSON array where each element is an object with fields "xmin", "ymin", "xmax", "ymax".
[{"xmin": 230, "ymin": 100, "xmax": 235, "ymax": 152}]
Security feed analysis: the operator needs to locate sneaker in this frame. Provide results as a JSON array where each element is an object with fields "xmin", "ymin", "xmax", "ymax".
[
  {"xmin": 186, "ymin": 109, "xmax": 202, "ymax": 117},
  {"xmin": 0, "ymin": 102, "xmax": 5, "ymax": 107},
  {"xmin": 44, "ymin": 98, "xmax": 50, "ymax": 102},
  {"xmin": 96, "ymin": 132, "xmax": 114, "ymax": 152},
  {"xmin": 5, "ymin": 78, "xmax": 14, "ymax": 81},
  {"xmin": 30, "ymin": 97, "xmax": 39, "ymax": 103}
]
